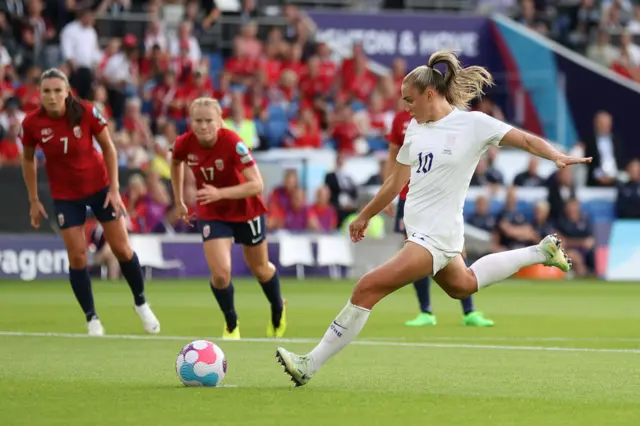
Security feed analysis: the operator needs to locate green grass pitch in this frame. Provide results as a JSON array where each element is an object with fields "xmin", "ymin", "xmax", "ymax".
[{"xmin": 1, "ymin": 278, "xmax": 640, "ymax": 425}]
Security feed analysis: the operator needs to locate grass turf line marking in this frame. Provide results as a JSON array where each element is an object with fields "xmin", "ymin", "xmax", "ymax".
[{"xmin": 0, "ymin": 331, "xmax": 639, "ymax": 354}]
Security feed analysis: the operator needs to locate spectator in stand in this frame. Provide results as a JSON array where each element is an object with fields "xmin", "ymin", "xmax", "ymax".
[
  {"xmin": 151, "ymin": 70, "xmax": 185, "ymax": 132},
  {"xmin": 497, "ymin": 187, "xmax": 538, "ymax": 250},
  {"xmin": 21, "ymin": 0, "xmax": 56, "ymax": 69},
  {"xmin": 307, "ymin": 185, "xmax": 338, "ymax": 233},
  {"xmin": 15, "ymin": 66, "xmax": 39, "ymax": 112},
  {"xmin": 586, "ymin": 29, "xmax": 618, "ymax": 67},
  {"xmin": 567, "ymin": 0, "xmax": 600, "ymax": 50},
  {"xmin": 616, "ymin": 159, "xmax": 640, "ymax": 218},
  {"xmin": 222, "ymin": 38, "xmax": 260, "ymax": 92},
  {"xmin": 584, "ymin": 110, "xmax": 626, "ymax": 186},
  {"xmin": 168, "ymin": 21, "xmax": 201, "ymax": 66},
  {"xmin": 103, "ymin": 34, "xmax": 140, "ymax": 123},
  {"xmin": 556, "ymin": 198, "xmax": 595, "ymax": 277},
  {"xmin": 471, "ymin": 155, "xmax": 504, "ymax": 187},
  {"xmin": 123, "ymin": 97, "xmax": 153, "ymax": 149},
  {"xmin": 467, "ymin": 195, "xmax": 498, "ymax": 233},
  {"xmin": 358, "ymin": 91, "xmax": 393, "ymax": 152},
  {"xmin": 145, "ymin": 171, "xmax": 171, "ymax": 233},
  {"xmin": 547, "ymin": 166, "xmax": 576, "ymax": 221},
  {"xmin": 324, "ymin": 152, "xmax": 359, "ymax": 225},
  {"xmin": 513, "ymin": 157, "xmax": 544, "ymax": 186},
  {"xmin": 609, "ymin": 46, "xmax": 640, "ymax": 80},
  {"xmin": 619, "ymin": 30, "xmax": 640, "ymax": 66},
  {"xmin": 234, "ymin": 21, "xmax": 262, "ymax": 61},
  {"xmin": 123, "ymin": 173, "xmax": 149, "ymax": 234},
  {"xmin": 267, "ymin": 168, "xmax": 299, "ymax": 223},
  {"xmin": 0, "ymin": 97, "xmax": 26, "ymax": 133},
  {"xmin": 92, "ymin": 84, "xmax": 112, "ymax": 121},
  {"xmin": 0, "ymin": 120, "xmax": 21, "ymax": 166},
  {"xmin": 281, "ymin": 188, "xmax": 309, "ymax": 231},
  {"xmin": 149, "ymin": 137, "xmax": 172, "ymax": 182},
  {"xmin": 60, "ymin": 8, "xmax": 101, "ymax": 99},
  {"xmin": 224, "ymin": 92, "xmax": 259, "ymax": 149},
  {"xmin": 285, "ymin": 105, "xmax": 322, "ymax": 149},
  {"xmin": 530, "ymin": 200, "xmax": 556, "ymax": 241},
  {"xmin": 144, "ymin": 18, "xmax": 167, "ymax": 52},
  {"xmin": 364, "ymin": 157, "xmax": 389, "ymax": 186},
  {"xmin": 330, "ymin": 103, "xmax": 360, "ymax": 155},
  {"xmin": 627, "ymin": 3, "xmax": 640, "ymax": 33}
]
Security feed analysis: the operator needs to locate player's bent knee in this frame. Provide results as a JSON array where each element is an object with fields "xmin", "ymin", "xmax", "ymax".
[
  {"xmin": 210, "ymin": 271, "xmax": 232, "ymax": 289},
  {"xmin": 68, "ymin": 250, "xmax": 87, "ymax": 269},
  {"xmin": 442, "ymin": 278, "xmax": 476, "ymax": 300},
  {"xmin": 252, "ymin": 263, "xmax": 275, "ymax": 283},
  {"xmin": 350, "ymin": 273, "xmax": 382, "ymax": 309},
  {"xmin": 110, "ymin": 243, "xmax": 134, "ymax": 262}
]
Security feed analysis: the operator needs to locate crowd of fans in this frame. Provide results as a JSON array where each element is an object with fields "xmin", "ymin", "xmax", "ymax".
[{"xmin": 0, "ymin": 0, "xmax": 639, "ymax": 279}]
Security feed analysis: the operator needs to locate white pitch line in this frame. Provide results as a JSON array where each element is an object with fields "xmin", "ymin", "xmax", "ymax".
[
  {"xmin": 0, "ymin": 331, "xmax": 639, "ymax": 354},
  {"xmin": 364, "ymin": 336, "xmax": 640, "ymax": 343}
]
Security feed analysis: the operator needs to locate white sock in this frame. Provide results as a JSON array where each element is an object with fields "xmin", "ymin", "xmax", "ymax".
[
  {"xmin": 470, "ymin": 245, "xmax": 547, "ymax": 290},
  {"xmin": 308, "ymin": 301, "xmax": 371, "ymax": 374}
]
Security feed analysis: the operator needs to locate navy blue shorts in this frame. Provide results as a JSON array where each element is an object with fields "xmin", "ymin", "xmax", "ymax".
[
  {"xmin": 394, "ymin": 199, "xmax": 406, "ymax": 234},
  {"xmin": 199, "ymin": 215, "xmax": 266, "ymax": 246},
  {"xmin": 53, "ymin": 187, "xmax": 117, "ymax": 230}
]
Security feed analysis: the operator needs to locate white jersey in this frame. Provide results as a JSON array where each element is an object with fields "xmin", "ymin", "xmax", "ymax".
[{"xmin": 397, "ymin": 109, "xmax": 512, "ymax": 253}]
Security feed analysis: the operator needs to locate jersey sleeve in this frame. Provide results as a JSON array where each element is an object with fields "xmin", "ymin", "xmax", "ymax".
[
  {"xmin": 88, "ymin": 103, "xmax": 108, "ymax": 136},
  {"xmin": 473, "ymin": 111, "xmax": 513, "ymax": 147},
  {"xmin": 171, "ymin": 134, "xmax": 187, "ymax": 161},
  {"xmin": 227, "ymin": 131, "xmax": 256, "ymax": 172},
  {"xmin": 19, "ymin": 118, "xmax": 39, "ymax": 148}
]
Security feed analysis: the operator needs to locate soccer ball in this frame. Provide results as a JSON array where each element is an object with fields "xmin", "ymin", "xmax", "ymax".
[{"xmin": 176, "ymin": 340, "xmax": 227, "ymax": 387}]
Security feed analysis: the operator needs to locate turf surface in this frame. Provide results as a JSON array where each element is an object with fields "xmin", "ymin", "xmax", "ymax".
[{"xmin": 1, "ymin": 278, "xmax": 639, "ymax": 425}]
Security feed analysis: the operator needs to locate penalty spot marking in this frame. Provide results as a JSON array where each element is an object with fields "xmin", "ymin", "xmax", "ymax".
[{"xmin": 0, "ymin": 331, "xmax": 639, "ymax": 354}]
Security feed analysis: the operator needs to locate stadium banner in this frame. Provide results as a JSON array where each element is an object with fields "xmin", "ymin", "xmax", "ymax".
[
  {"xmin": 605, "ymin": 220, "xmax": 640, "ymax": 281},
  {"xmin": 307, "ymin": 11, "xmax": 496, "ymax": 70},
  {"xmin": 0, "ymin": 235, "xmax": 336, "ymax": 281}
]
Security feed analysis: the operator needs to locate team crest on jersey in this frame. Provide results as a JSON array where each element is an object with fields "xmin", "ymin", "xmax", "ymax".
[
  {"xmin": 235, "ymin": 142, "xmax": 249, "ymax": 156},
  {"xmin": 58, "ymin": 214, "xmax": 65, "ymax": 227},
  {"xmin": 73, "ymin": 126, "xmax": 82, "ymax": 138},
  {"xmin": 203, "ymin": 224, "xmax": 210, "ymax": 238},
  {"xmin": 443, "ymin": 134, "xmax": 457, "ymax": 155},
  {"xmin": 215, "ymin": 159, "xmax": 224, "ymax": 171},
  {"xmin": 41, "ymin": 128, "xmax": 53, "ymax": 136}
]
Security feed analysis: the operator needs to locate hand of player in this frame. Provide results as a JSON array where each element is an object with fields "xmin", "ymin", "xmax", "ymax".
[
  {"xmin": 104, "ymin": 188, "xmax": 125, "ymax": 218},
  {"xmin": 348, "ymin": 214, "xmax": 370, "ymax": 243},
  {"xmin": 29, "ymin": 200, "xmax": 48, "ymax": 229},
  {"xmin": 176, "ymin": 201, "xmax": 194, "ymax": 227},
  {"xmin": 554, "ymin": 154, "xmax": 592, "ymax": 169},
  {"xmin": 196, "ymin": 184, "xmax": 222, "ymax": 205}
]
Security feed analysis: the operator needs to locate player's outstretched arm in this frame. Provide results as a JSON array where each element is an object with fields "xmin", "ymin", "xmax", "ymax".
[
  {"xmin": 349, "ymin": 162, "xmax": 410, "ymax": 242},
  {"xmin": 21, "ymin": 146, "xmax": 48, "ymax": 229},
  {"xmin": 169, "ymin": 157, "xmax": 190, "ymax": 225},
  {"xmin": 500, "ymin": 128, "xmax": 592, "ymax": 168}
]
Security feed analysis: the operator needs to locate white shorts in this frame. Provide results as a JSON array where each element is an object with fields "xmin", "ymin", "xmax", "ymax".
[{"xmin": 406, "ymin": 229, "xmax": 459, "ymax": 275}]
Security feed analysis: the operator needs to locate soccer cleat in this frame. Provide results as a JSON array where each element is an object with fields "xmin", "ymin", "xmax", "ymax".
[
  {"xmin": 87, "ymin": 317, "xmax": 105, "ymax": 337},
  {"xmin": 404, "ymin": 312, "xmax": 437, "ymax": 327},
  {"xmin": 267, "ymin": 300, "xmax": 287, "ymax": 338},
  {"xmin": 134, "ymin": 303, "xmax": 160, "ymax": 334},
  {"xmin": 222, "ymin": 323, "xmax": 241, "ymax": 340},
  {"xmin": 275, "ymin": 347, "xmax": 313, "ymax": 387},
  {"xmin": 463, "ymin": 311, "xmax": 494, "ymax": 327},
  {"xmin": 538, "ymin": 234, "xmax": 572, "ymax": 273}
]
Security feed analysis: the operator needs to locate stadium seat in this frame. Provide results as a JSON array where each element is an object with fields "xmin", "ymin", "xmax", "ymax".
[
  {"xmin": 278, "ymin": 233, "xmax": 315, "ymax": 279},
  {"xmin": 129, "ymin": 235, "xmax": 184, "ymax": 280},
  {"xmin": 316, "ymin": 235, "xmax": 354, "ymax": 279}
]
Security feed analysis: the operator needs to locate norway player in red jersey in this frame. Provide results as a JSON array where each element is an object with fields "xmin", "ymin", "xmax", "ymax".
[
  {"xmin": 387, "ymin": 110, "xmax": 494, "ymax": 327},
  {"xmin": 170, "ymin": 97, "xmax": 286, "ymax": 340},
  {"xmin": 20, "ymin": 68, "xmax": 160, "ymax": 336}
]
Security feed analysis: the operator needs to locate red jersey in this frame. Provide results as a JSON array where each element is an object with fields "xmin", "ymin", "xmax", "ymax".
[
  {"xmin": 172, "ymin": 129, "xmax": 267, "ymax": 222},
  {"xmin": 386, "ymin": 111, "xmax": 412, "ymax": 200},
  {"xmin": 21, "ymin": 102, "xmax": 109, "ymax": 200}
]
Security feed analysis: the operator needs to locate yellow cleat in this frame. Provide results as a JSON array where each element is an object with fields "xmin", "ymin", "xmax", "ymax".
[
  {"xmin": 267, "ymin": 300, "xmax": 287, "ymax": 338},
  {"xmin": 222, "ymin": 323, "xmax": 240, "ymax": 340}
]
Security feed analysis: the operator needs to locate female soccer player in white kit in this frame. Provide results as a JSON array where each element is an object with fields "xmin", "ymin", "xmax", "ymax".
[{"xmin": 275, "ymin": 50, "xmax": 591, "ymax": 387}]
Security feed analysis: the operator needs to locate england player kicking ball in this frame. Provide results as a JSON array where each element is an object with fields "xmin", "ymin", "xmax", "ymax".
[
  {"xmin": 170, "ymin": 97, "xmax": 286, "ymax": 339},
  {"xmin": 276, "ymin": 50, "xmax": 590, "ymax": 386}
]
